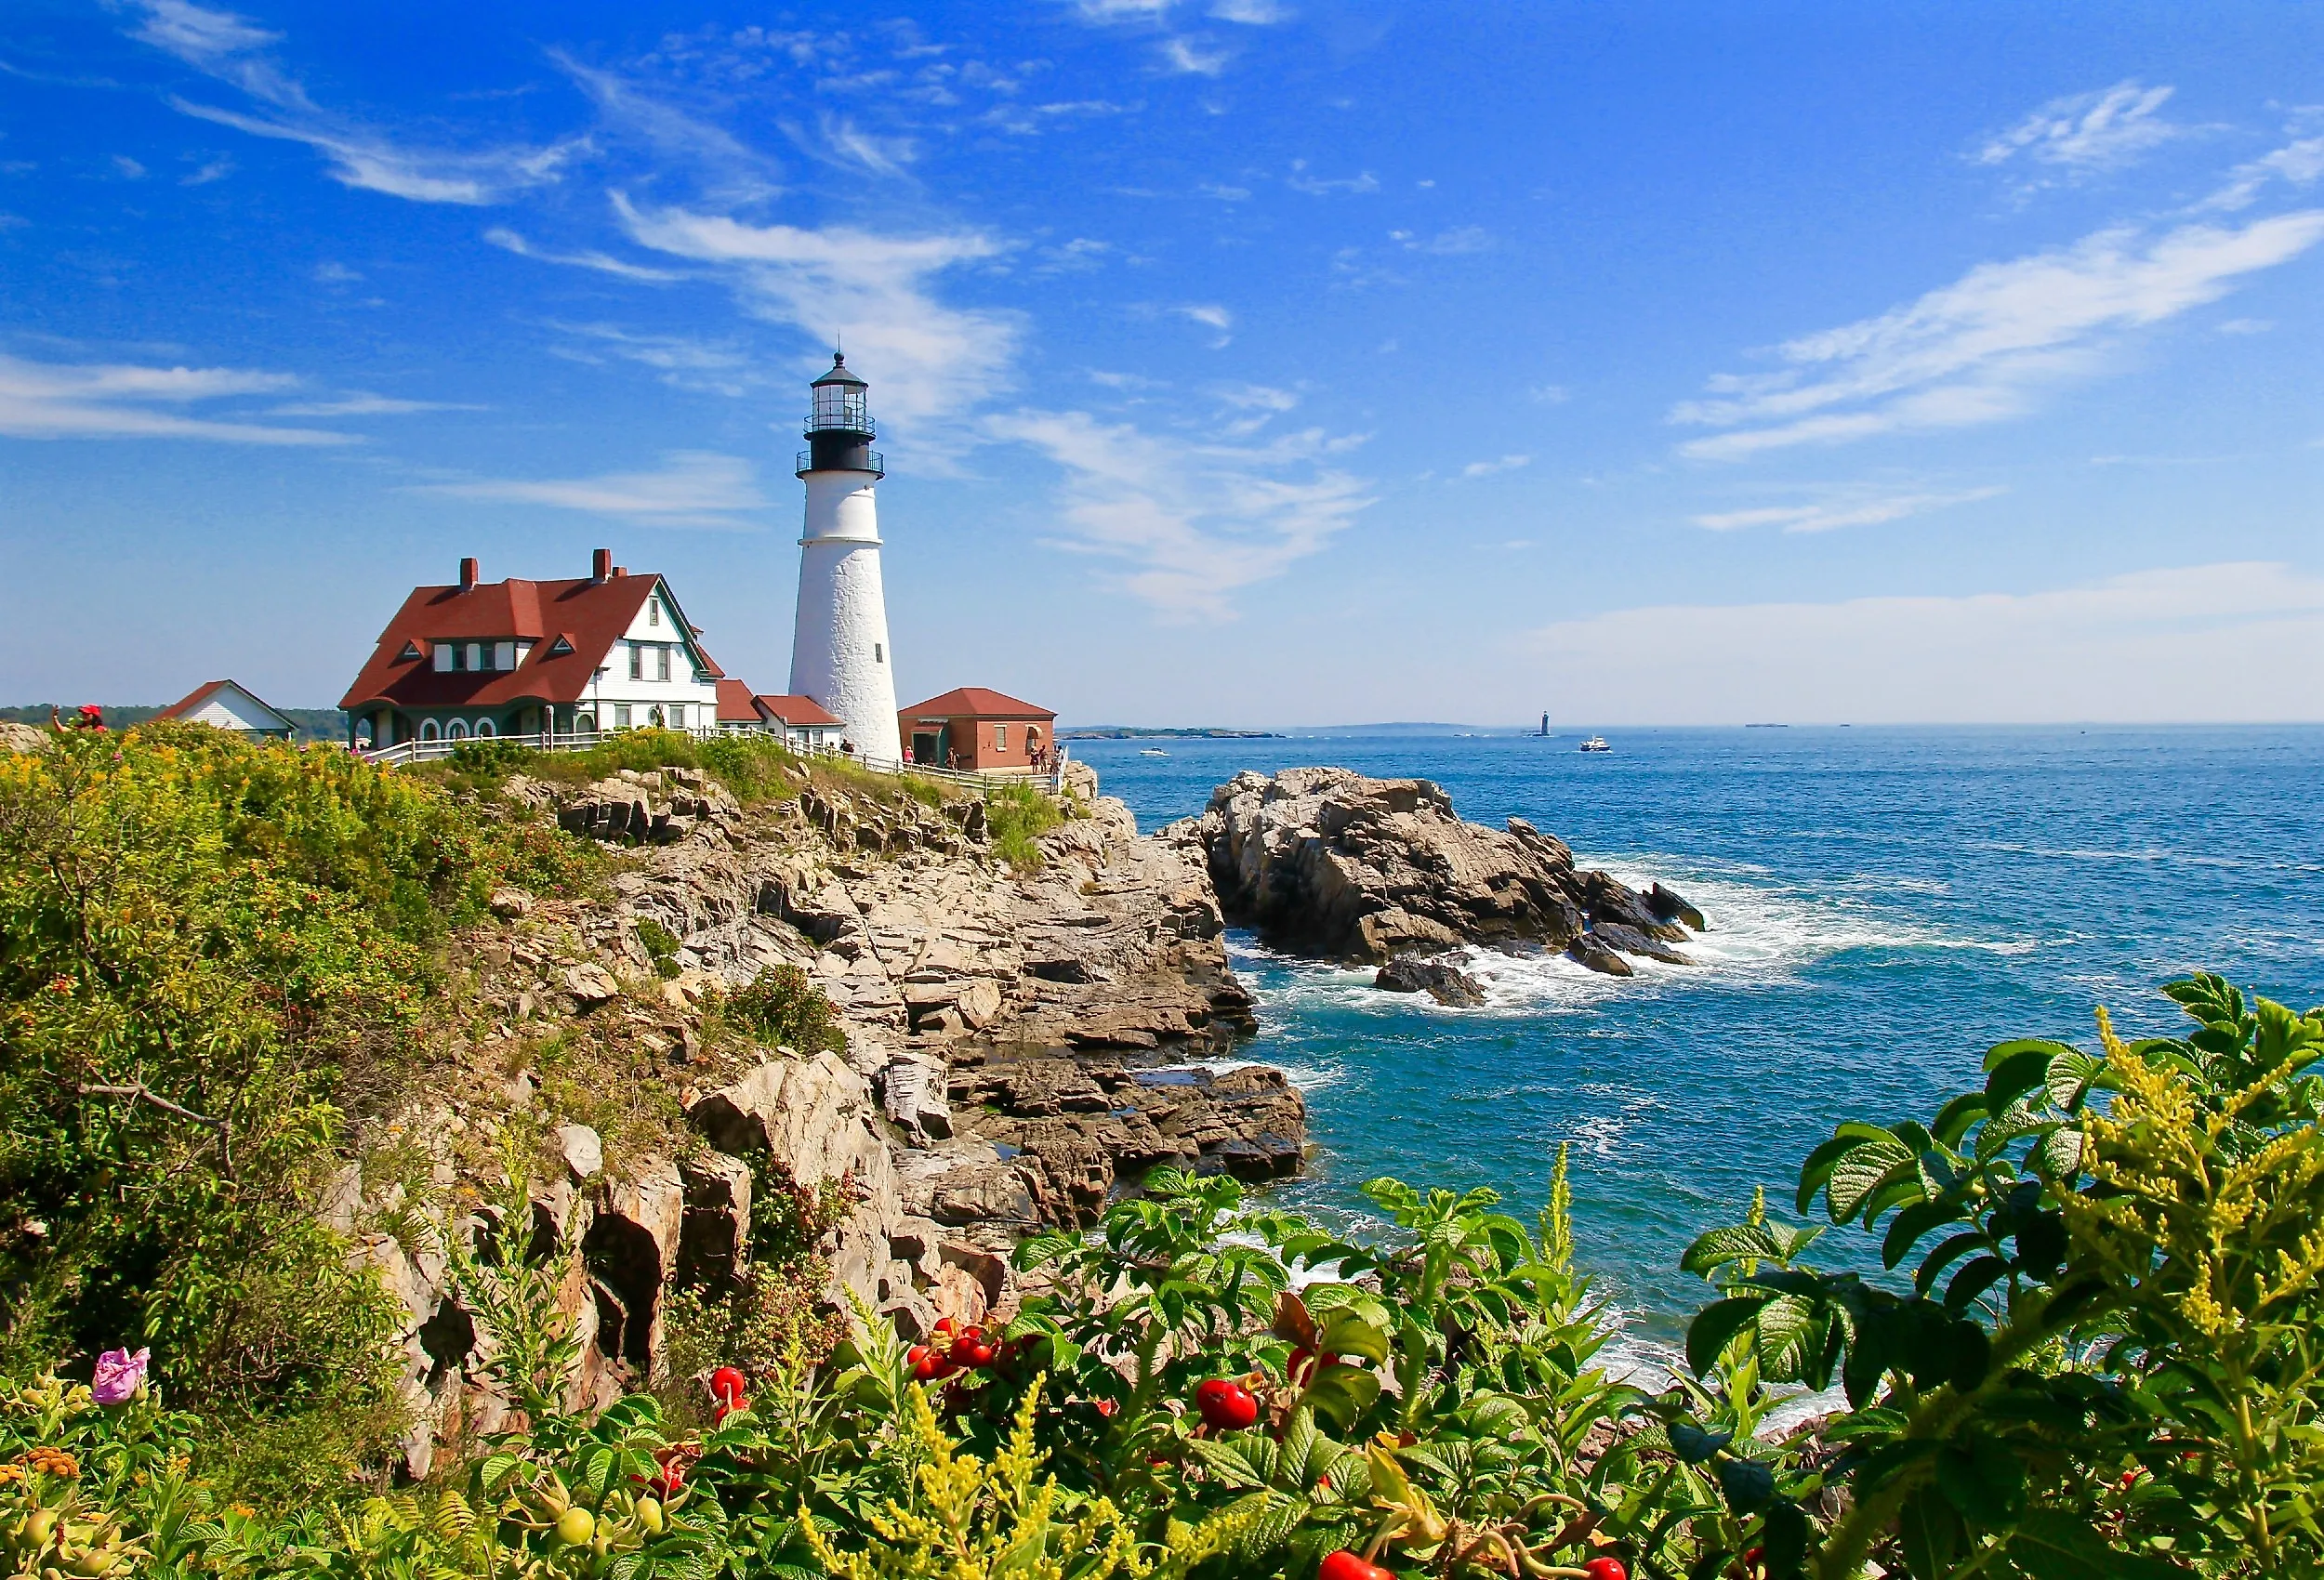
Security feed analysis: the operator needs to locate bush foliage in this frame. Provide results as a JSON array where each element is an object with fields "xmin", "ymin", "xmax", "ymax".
[{"xmin": 7, "ymin": 723, "xmax": 2320, "ymax": 1577}]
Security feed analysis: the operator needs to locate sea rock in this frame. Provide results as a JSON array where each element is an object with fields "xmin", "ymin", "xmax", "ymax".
[
  {"xmin": 1588, "ymin": 922, "xmax": 1696, "ymax": 967},
  {"xmin": 1179, "ymin": 768, "xmax": 1588, "ymax": 962},
  {"xmin": 1565, "ymin": 934, "xmax": 1634, "ymax": 976},
  {"xmin": 1647, "ymin": 882, "xmax": 1708, "ymax": 931},
  {"xmin": 0, "ymin": 722, "xmax": 47, "ymax": 754},
  {"xmin": 1375, "ymin": 953, "xmax": 1488, "ymax": 1007}
]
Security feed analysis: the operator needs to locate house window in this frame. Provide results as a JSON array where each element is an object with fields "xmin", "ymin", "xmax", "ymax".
[
  {"xmin": 433, "ymin": 643, "xmax": 453, "ymax": 673},
  {"xmin": 495, "ymin": 640, "xmax": 516, "ymax": 670},
  {"xmin": 628, "ymin": 643, "xmax": 643, "ymax": 680},
  {"xmin": 669, "ymin": 705, "xmax": 686, "ymax": 729},
  {"xmin": 649, "ymin": 599, "xmax": 661, "ymax": 626},
  {"xmin": 614, "ymin": 705, "xmax": 632, "ymax": 729},
  {"xmin": 655, "ymin": 645, "xmax": 671, "ymax": 681},
  {"xmin": 466, "ymin": 642, "xmax": 482, "ymax": 672},
  {"xmin": 994, "ymin": 723, "xmax": 1008, "ymax": 752},
  {"xmin": 875, "ymin": 642, "xmax": 884, "ymax": 663}
]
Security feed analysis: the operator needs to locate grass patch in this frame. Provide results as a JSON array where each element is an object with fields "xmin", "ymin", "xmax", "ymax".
[
  {"xmin": 711, "ymin": 964, "xmax": 847, "ymax": 1057},
  {"xmin": 985, "ymin": 780, "xmax": 1065, "ymax": 870}
]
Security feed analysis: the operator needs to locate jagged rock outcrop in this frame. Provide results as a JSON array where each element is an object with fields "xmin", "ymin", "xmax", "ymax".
[
  {"xmin": 1376, "ymin": 953, "xmax": 1487, "ymax": 1007},
  {"xmin": 348, "ymin": 756, "xmax": 1309, "ymax": 1477},
  {"xmin": 1172, "ymin": 767, "xmax": 1707, "ymax": 976}
]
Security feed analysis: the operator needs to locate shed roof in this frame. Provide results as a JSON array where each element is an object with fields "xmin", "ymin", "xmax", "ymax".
[{"xmin": 899, "ymin": 687, "xmax": 1056, "ymax": 720}]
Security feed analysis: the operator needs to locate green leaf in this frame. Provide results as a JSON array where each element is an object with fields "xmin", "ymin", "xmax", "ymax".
[
  {"xmin": 1929, "ymin": 1091, "xmax": 1988, "ymax": 1151},
  {"xmin": 1686, "ymin": 1296, "xmax": 1767, "ymax": 1377},
  {"xmin": 1895, "ymin": 1485, "xmax": 1963, "ymax": 1580},
  {"xmin": 1752, "ymin": 1293, "xmax": 1826, "ymax": 1383},
  {"xmin": 1934, "ymin": 1438, "xmax": 2025, "ymax": 1527},
  {"xmin": 2001, "ymin": 1508, "xmax": 2185, "ymax": 1579},
  {"xmin": 2043, "ymin": 1048, "xmax": 2106, "ymax": 1112},
  {"xmin": 1982, "ymin": 1046, "xmax": 2055, "ymax": 1112},
  {"xmin": 2037, "ymin": 1126, "xmax": 2084, "ymax": 1181},
  {"xmin": 1913, "ymin": 1231, "xmax": 1987, "ymax": 1297},
  {"xmin": 1299, "ymin": 1363, "xmax": 1380, "ymax": 1431},
  {"xmin": 1825, "ymin": 1135, "xmax": 1917, "ymax": 1225},
  {"xmin": 1716, "ymin": 1456, "xmax": 1776, "ymax": 1513},
  {"xmin": 1759, "ymin": 1500, "xmax": 1809, "ymax": 1580},
  {"xmin": 1944, "ymin": 1255, "xmax": 2011, "ymax": 1314},
  {"xmin": 1314, "ymin": 1310, "xmax": 1391, "ymax": 1365},
  {"xmin": 1680, "ymin": 1222, "xmax": 1781, "ymax": 1276},
  {"xmin": 1668, "ymin": 1422, "xmax": 1733, "ymax": 1464},
  {"xmin": 1882, "ymin": 1199, "xmax": 1963, "ymax": 1270},
  {"xmin": 1795, "ymin": 1132, "xmax": 1863, "ymax": 1215}
]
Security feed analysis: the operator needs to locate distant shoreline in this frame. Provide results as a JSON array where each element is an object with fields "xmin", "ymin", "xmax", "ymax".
[{"xmin": 1060, "ymin": 727, "xmax": 1287, "ymax": 740}]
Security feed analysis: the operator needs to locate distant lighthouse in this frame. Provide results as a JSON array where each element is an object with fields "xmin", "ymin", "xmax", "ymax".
[{"xmin": 789, "ymin": 353, "xmax": 902, "ymax": 763}]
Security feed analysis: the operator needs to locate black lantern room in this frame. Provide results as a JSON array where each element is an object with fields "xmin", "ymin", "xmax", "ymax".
[{"xmin": 799, "ymin": 353, "xmax": 883, "ymax": 477}]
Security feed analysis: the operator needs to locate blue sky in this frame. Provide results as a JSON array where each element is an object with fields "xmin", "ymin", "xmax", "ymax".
[{"xmin": 3, "ymin": 1, "xmax": 2318, "ymax": 724}]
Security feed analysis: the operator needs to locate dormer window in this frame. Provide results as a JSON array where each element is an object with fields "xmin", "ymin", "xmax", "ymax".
[
  {"xmin": 399, "ymin": 640, "xmax": 422, "ymax": 663},
  {"xmin": 433, "ymin": 642, "xmax": 454, "ymax": 673},
  {"xmin": 547, "ymin": 635, "xmax": 574, "ymax": 656}
]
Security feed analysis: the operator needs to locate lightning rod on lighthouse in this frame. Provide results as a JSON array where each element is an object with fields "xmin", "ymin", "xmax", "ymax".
[{"xmin": 789, "ymin": 353, "xmax": 902, "ymax": 763}]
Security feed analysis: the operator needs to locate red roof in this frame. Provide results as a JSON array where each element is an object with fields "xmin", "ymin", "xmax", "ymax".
[
  {"xmin": 158, "ymin": 678, "xmax": 292, "ymax": 729},
  {"xmin": 340, "ymin": 571, "xmax": 724, "ymax": 712},
  {"xmin": 755, "ymin": 693, "xmax": 843, "ymax": 728},
  {"xmin": 715, "ymin": 678, "xmax": 760, "ymax": 723},
  {"xmin": 157, "ymin": 679, "xmax": 231, "ymax": 719},
  {"xmin": 899, "ymin": 687, "xmax": 1056, "ymax": 720}
]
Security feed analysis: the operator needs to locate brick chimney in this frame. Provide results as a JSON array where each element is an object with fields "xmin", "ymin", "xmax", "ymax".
[
  {"xmin": 458, "ymin": 556, "xmax": 479, "ymax": 592},
  {"xmin": 592, "ymin": 547, "xmax": 613, "ymax": 582}
]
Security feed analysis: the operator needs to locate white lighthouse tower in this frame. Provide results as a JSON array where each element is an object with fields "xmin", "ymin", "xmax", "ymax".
[{"xmin": 788, "ymin": 353, "xmax": 902, "ymax": 763}]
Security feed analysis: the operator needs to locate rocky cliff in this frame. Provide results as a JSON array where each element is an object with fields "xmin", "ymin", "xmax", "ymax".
[
  {"xmin": 348, "ymin": 757, "xmax": 1301, "ymax": 1475},
  {"xmin": 1172, "ymin": 766, "xmax": 1707, "ymax": 974}
]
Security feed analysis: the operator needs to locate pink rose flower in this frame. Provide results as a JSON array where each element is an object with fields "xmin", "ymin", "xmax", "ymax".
[{"xmin": 91, "ymin": 1347, "xmax": 149, "ymax": 1405}]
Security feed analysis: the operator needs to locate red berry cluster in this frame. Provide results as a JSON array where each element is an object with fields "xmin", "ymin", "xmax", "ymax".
[{"xmin": 709, "ymin": 1365, "xmax": 748, "ymax": 1423}]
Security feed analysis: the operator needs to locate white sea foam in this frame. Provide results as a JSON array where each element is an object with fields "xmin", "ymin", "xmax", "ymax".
[{"xmin": 1227, "ymin": 862, "xmax": 2050, "ymax": 1022}]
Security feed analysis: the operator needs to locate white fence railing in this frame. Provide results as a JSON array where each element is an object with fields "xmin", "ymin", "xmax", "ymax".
[{"xmin": 358, "ymin": 729, "xmax": 1065, "ymax": 794}]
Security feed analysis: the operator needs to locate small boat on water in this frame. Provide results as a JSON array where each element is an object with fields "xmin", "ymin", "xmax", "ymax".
[
  {"xmin": 1138, "ymin": 747, "xmax": 1169, "ymax": 757},
  {"xmin": 1578, "ymin": 735, "xmax": 1611, "ymax": 753}
]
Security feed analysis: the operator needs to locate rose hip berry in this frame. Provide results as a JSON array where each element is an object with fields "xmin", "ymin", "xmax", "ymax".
[
  {"xmin": 1582, "ymin": 1560, "xmax": 1629, "ymax": 1580},
  {"xmin": 1317, "ymin": 1552, "xmax": 1392, "ymax": 1580},
  {"xmin": 1195, "ymin": 1377, "xmax": 1259, "ymax": 1432}
]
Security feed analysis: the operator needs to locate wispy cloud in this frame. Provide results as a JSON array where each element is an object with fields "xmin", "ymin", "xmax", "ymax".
[
  {"xmin": 1461, "ymin": 454, "xmax": 1530, "ymax": 478},
  {"xmin": 1173, "ymin": 303, "xmax": 1234, "ymax": 347},
  {"xmin": 418, "ymin": 450, "xmax": 769, "ymax": 528},
  {"xmin": 0, "ymin": 351, "xmax": 344, "ymax": 443},
  {"xmin": 269, "ymin": 391, "xmax": 482, "ymax": 416},
  {"xmin": 1691, "ymin": 484, "xmax": 2003, "ymax": 533},
  {"xmin": 1005, "ymin": 411, "xmax": 1372, "ymax": 619},
  {"xmin": 179, "ymin": 154, "xmax": 233, "ymax": 185},
  {"xmin": 1673, "ymin": 212, "xmax": 2324, "ymax": 459},
  {"xmin": 1519, "ymin": 562, "xmax": 2324, "ymax": 723},
  {"xmin": 813, "ymin": 112, "xmax": 917, "ymax": 178},
  {"xmin": 128, "ymin": 0, "xmax": 585, "ymax": 204},
  {"xmin": 538, "ymin": 319, "xmax": 762, "ymax": 397},
  {"xmin": 1976, "ymin": 81, "xmax": 2186, "ymax": 178},
  {"xmin": 484, "ymin": 225, "xmax": 684, "ymax": 283},
  {"xmin": 611, "ymin": 194, "xmax": 1018, "ymax": 428},
  {"xmin": 1161, "ymin": 38, "xmax": 1230, "ymax": 76},
  {"xmin": 2204, "ymin": 122, "xmax": 2324, "ymax": 213},
  {"xmin": 548, "ymin": 48, "xmax": 770, "ymax": 205},
  {"xmin": 1287, "ymin": 160, "xmax": 1378, "ymax": 195}
]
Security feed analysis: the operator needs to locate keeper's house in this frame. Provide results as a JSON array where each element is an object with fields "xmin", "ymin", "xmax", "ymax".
[
  {"xmin": 900, "ymin": 688, "xmax": 1057, "ymax": 774},
  {"xmin": 715, "ymin": 680, "xmax": 846, "ymax": 752},
  {"xmin": 157, "ymin": 678, "xmax": 297, "ymax": 740},
  {"xmin": 341, "ymin": 549, "xmax": 724, "ymax": 748}
]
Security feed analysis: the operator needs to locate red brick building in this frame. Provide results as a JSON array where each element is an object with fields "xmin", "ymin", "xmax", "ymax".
[{"xmin": 898, "ymin": 688, "xmax": 1058, "ymax": 773}]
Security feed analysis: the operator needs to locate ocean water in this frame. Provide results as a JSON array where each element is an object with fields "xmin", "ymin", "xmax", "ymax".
[{"xmin": 1070, "ymin": 727, "xmax": 2324, "ymax": 1366}]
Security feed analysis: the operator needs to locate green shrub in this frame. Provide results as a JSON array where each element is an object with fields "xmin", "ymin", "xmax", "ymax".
[
  {"xmin": 636, "ymin": 916, "xmax": 682, "ymax": 979},
  {"xmin": 6, "ymin": 933, "xmax": 2317, "ymax": 1578},
  {"xmin": 985, "ymin": 781, "xmax": 1063, "ymax": 870},
  {"xmin": 718, "ymin": 963, "xmax": 846, "ymax": 1056},
  {"xmin": 0, "ymin": 725, "xmax": 611, "ymax": 1490}
]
